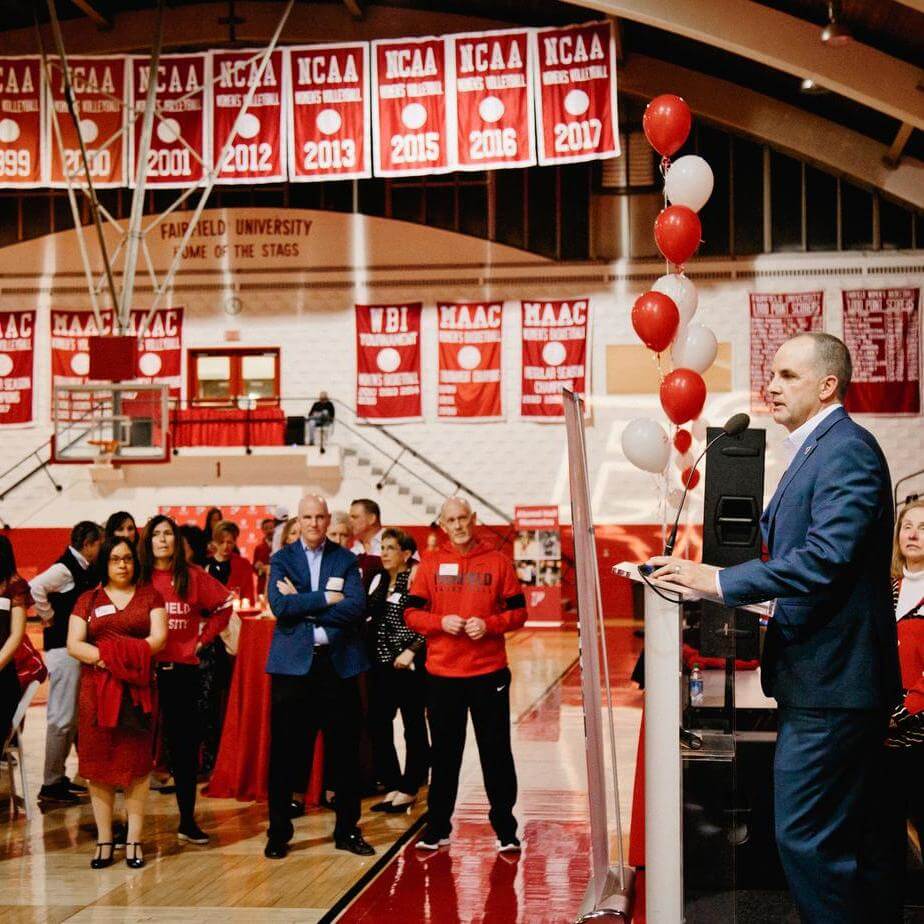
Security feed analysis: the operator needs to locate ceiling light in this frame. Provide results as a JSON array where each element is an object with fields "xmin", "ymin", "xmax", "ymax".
[{"xmin": 820, "ymin": 2, "xmax": 852, "ymax": 46}]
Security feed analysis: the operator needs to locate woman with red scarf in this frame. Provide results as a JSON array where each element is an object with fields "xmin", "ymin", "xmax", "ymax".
[
  {"xmin": 140, "ymin": 515, "xmax": 233, "ymax": 846},
  {"xmin": 67, "ymin": 537, "xmax": 167, "ymax": 870}
]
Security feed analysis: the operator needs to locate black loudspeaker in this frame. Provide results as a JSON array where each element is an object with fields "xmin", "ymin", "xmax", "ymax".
[
  {"xmin": 284, "ymin": 416, "xmax": 305, "ymax": 446},
  {"xmin": 702, "ymin": 427, "xmax": 766, "ymax": 567}
]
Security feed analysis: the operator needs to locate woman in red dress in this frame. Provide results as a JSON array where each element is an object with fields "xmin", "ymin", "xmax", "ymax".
[
  {"xmin": 67, "ymin": 537, "xmax": 167, "ymax": 870},
  {"xmin": 0, "ymin": 535, "xmax": 29, "ymax": 743}
]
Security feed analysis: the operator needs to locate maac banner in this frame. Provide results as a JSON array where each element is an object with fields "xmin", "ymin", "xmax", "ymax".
[
  {"xmin": 532, "ymin": 21, "xmax": 619, "ymax": 166},
  {"xmin": 520, "ymin": 299, "xmax": 589, "ymax": 419},
  {"xmin": 437, "ymin": 301, "xmax": 503, "ymax": 419},
  {"xmin": 47, "ymin": 56, "xmax": 128, "ymax": 188},
  {"xmin": 130, "ymin": 53, "xmax": 209, "ymax": 187},
  {"xmin": 749, "ymin": 291, "xmax": 823, "ymax": 413},
  {"xmin": 450, "ymin": 29, "xmax": 535, "ymax": 171},
  {"xmin": 0, "ymin": 57, "xmax": 43, "ymax": 188},
  {"xmin": 210, "ymin": 49, "xmax": 286, "ymax": 184},
  {"xmin": 0, "ymin": 310, "xmax": 35, "ymax": 426},
  {"xmin": 371, "ymin": 36, "xmax": 454, "ymax": 177},
  {"xmin": 355, "ymin": 303, "xmax": 422, "ymax": 421},
  {"xmin": 843, "ymin": 288, "xmax": 920, "ymax": 415},
  {"xmin": 287, "ymin": 42, "xmax": 371, "ymax": 182},
  {"xmin": 127, "ymin": 307, "xmax": 184, "ymax": 395}
]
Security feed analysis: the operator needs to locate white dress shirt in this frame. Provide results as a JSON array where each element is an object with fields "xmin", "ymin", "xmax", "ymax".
[
  {"xmin": 301, "ymin": 540, "xmax": 329, "ymax": 646},
  {"xmin": 351, "ymin": 528, "xmax": 384, "ymax": 557},
  {"xmin": 29, "ymin": 546, "xmax": 91, "ymax": 622}
]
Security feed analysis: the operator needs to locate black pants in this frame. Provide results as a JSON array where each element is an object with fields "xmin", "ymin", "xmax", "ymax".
[
  {"xmin": 157, "ymin": 663, "xmax": 202, "ymax": 826},
  {"xmin": 197, "ymin": 639, "xmax": 231, "ymax": 776},
  {"xmin": 426, "ymin": 667, "xmax": 517, "ymax": 840},
  {"xmin": 0, "ymin": 662, "xmax": 20, "ymax": 745},
  {"xmin": 369, "ymin": 661, "xmax": 430, "ymax": 795},
  {"xmin": 267, "ymin": 649, "xmax": 362, "ymax": 843}
]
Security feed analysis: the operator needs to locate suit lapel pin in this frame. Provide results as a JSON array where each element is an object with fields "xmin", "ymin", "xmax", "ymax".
[{"xmin": 803, "ymin": 444, "xmax": 815, "ymax": 456}]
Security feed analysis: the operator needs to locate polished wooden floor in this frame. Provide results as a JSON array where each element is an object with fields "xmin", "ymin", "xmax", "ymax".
[{"xmin": 0, "ymin": 627, "xmax": 643, "ymax": 923}]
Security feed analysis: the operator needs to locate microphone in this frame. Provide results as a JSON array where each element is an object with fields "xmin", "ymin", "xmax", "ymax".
[{"xmin": 662, "ymin": 412, "xmax": 750, "ymax": 557}]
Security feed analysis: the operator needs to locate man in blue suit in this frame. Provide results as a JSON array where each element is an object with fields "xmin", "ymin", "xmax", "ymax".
[
  {"xmin": 264, "ymin": 494, "xmax": 374, "ymax": 859},
  {"xmin": 650, "ymin": 332, "xmax": 903, "ymax": 922}
]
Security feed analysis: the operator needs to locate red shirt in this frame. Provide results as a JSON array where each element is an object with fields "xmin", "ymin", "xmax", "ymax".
[
  {"xmin": 404, "ymin": 539, "xmax": 527, "ymax": 678},
  {"xmin": 151, "ymin": 567, "xmax": 233, "ymax": 665},
  {"xmin": 252, "ymin": 540, "xmax": 271, "ymax": 596}
]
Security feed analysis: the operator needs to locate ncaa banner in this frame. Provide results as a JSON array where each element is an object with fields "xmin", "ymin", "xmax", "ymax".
[
  {"xmin": 0, "ymin": 310, "xmax": 36, "ymax": 426},
  {"xmin": 210, "ymin": 49, "xmax": 286, "ymax": 184},
  {"xmin": 531, "ymin": 21, "xmax": 619, "ymax": 166},
  {"xmin": 450, "ymin": 29, "xmax": 535, "ymax": 171},
  {"xmin": 0, "ymin": 57, "xmax": 43, "ymax": 187},
  {"xmin": 287, "ymin": 42, "xmax": 371, "ymax": 182},
  {"xmin": 520, "ymin": 299, "xmax": 589, "ymax": 420},
  {"xmin": 371, "ymin": 36, "xmax": 454, "ymax": 177},
  {"xmin": 437, "ymin": 301, "xmax": 503, "ymax": 420},
  {"xmin": 47, "ymin": 56, "xmax": 128, "ymax": 188},
  {"xmin": 843, "ymin": 288, "xmax": 920, "ymax": 415},
  {"xmin": 356, "ymin": 303, "xmax": 422, "ymax": 422},
  {"xmin": 130, "ymin": 53, "xmax": 209, "ymax": 187}
]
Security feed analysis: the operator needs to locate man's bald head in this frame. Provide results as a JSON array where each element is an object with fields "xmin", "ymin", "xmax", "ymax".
[
  {"xmin": 298, "ymin": 494, "xmax": 331, "ymax": 548},
  {"xmin": 792, "ymin": 332, "xmax": 852, "ymax": 402}
]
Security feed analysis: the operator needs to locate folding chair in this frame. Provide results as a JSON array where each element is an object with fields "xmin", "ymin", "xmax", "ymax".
[{"xmin": 3, "ymin": 680, "xmax": 41, "ymax": 820}]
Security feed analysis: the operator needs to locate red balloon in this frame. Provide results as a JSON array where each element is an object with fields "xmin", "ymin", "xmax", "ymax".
[
  {"xmin": 660, "ymin": 368, "xmax": 707, "ymax": 425},
  {"xmin": 654, "ymin": 206, "xmax": 702, "ymax": 267},
  {"xmin": 673, "ymin": 429, "xmax": 692, "ymax": 454},
  {"xmin": 631, "ymin": 291, "xmax": 679, "ymax": 353},
  {"xmin": 681, "ymin": 466, "xmax": 701, "ymax": 490},
  {"xmin": 643, "ymin": 94, "xmax": 691, "ymax": 157}
]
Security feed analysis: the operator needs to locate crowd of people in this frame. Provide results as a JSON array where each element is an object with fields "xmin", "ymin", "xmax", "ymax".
[{"xmin": 2, "ymin": 495, "xmax": 530, "ymax": 870}]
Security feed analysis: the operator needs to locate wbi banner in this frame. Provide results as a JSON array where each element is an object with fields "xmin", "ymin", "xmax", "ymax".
[
  {"xmin": 450, "ymin": 29, "xmax": 535, "ymax": 171},
  {"xmin": 355, "ymin": 303, "xmax": 422, "ymax": 421},
  {"xmin": 287, "ymin": 43, "xmax": 371, "ymax": 182},
  {"xmin": 0, "ymin": 57, "xmax": 43, "ymax": 188},
  {"xmin": 371, "ymin": 36, "xmax": 454, "ymax": 177},
  {"xmin": 211, "ymin": 49, "xmax": 286, "ymax": 184},
  {"xmin": 0, "ymin": 310, "xmax": 35, "ymax": 426},
  {"xmin": 843, "ymin": 288, "xmax": 920, "ymax": 415},
  {"xmin": 532, "ymin": 21, "xmax": 619, "ymax": 166},
  {"xmin": 437, "ymin": 301, "xmax": 503, "ymax": 419},
  {"xmin": 520, "ymin": 299, "xmax": 589, "ymax": 419}
]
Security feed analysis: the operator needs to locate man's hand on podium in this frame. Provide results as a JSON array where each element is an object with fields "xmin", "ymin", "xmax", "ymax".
[{"xmin": 646, "ymin": 555, "xmax": 722, "ymax": 597}]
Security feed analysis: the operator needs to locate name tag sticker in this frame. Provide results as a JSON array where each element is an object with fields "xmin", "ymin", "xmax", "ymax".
[
  {"xmin": 387, "ymin": 592, "xmax": 402, "ymax": 605},
  {"xmin": 326, "ymin": 577, "xmax": 344, "ymax": 591},
  {"xmin": 94, "ymin": 604, "xmax": 116, "ymax": 618},
  {"xmin": 439, "ymin": 563, "xmax": 459, "ymax": 576},
  {"xmin": 0, "ymin": 597, "xmax": 10, "ymax": 612}
]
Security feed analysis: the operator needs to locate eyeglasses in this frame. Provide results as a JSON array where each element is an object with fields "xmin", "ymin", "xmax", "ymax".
[{"xmin": 110, "ymin": 555, "xmax": 134, "ymax": 564}]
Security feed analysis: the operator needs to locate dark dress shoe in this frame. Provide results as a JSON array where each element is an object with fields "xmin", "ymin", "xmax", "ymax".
[
  {"xmin": 335, "ymin": 830, "xmax": 375, "ymax": 856},
  {"xmin": 288, "ymin": 800, "xmax": 305, "ymax": 819},
  {"xmin": 90, "ymin": 842, "xmax": 114, "ymax": 869},
  {"xmin": 125, "ymin": 842, "xmax": 145, "ymax": 869},
  {"xmin": 264, "ymin": 840, "xmax": 289, "ymax": 860}
]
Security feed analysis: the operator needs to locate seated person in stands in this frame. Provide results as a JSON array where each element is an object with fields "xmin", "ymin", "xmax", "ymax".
[{"xmin": 307, "ymin": 391, "xmax": 335, "ymax": 447}]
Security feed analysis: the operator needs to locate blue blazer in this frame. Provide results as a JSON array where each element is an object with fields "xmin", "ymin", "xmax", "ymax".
[
  {"xmin": 265, "ymin": 539, "xmax": 370, "ymax": 679},
  {"xmin": 720, "ymin": 407, "xmax": 901, "ymax": 710}
]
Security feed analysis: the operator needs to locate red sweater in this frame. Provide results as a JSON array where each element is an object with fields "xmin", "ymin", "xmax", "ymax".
[
  {"xmin": 405, "ymin": 539, "xmax": 527, "ymax": 678},
  {"xmin": 96, "ymin": 636, "xmax": 154, "ymax": 728},
  {"xmin": 151, "ymin": 567, "xmax": 233, "ymax": 665}
]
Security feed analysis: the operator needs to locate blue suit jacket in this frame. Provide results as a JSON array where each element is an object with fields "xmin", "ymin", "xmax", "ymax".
[
  {"xmin": 265, "ymin": 539, "xmax": 370, "ymax": 679},
  {"xmin": 720, "ymin": 407, "xmax": 901, "ymax": 709}
]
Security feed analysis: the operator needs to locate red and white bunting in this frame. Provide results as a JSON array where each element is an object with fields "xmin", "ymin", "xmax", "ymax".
[
  {"xmin": 47, "ymin": 56, "xmax": 128, "ymax": 188},
  {"xmin": 371, "ymin": 36, "xmax": 454, "ymax": 177},
  {"xmin": 210, "ymin": 49, "xmax": 286, "ymax": 184},
  {"xmin": 437, "ymin": 301, "xmax": 503, "ymax": 419},
  {"xmin": 520, "ymin": 299, "xmax": 589, "ymax": 420},
  {"xmin": 0, "ymin": 310, "xmax": 36, "ymax": 426},
  {"xmin": 531, "ymin": 21, "xmax": 619, "ymax": 166},
  {"xmin": 0, "ymin": 58, "xmax": 43, "ymax": 188},
  {"xmin": 130, "ymin": 53, "xmax": 209, "ymax": 188},
  {"xmin": 450, "ymin": 29, "xmax": 535, "ymax": 171},
  {"xmin": 287, "ymin": 43, "xmax": 371, "ymax": 182},
  {"xmin": 355, "ymin": 303, "xmax": 422, "ymax": 421},
  {"xmin": 127, "ymin": 307, "xmax": 184, "ymax": 396}
]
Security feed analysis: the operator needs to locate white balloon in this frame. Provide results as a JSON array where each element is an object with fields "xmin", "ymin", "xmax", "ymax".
[
  {"xmin": 675, "ymin": 451, "xmax": 694, "ymax": 471},
  {"xmin": 672, "ymin": 323, "xmax": 718, "ymax": 374},
  {"xmin": 691, "ymin": 417, "xmax": 709, "ymax": 441},
  {"xmin": 621, "ymin": 418, "xmax": 670, "ymax": 474},
  {"xmin": 652, "ymin": 273, "xmax": 698, "ymax": 326},
  {"xmin": 667, "ymin": 488, "xmax": 685, "ymax": 509},
  {"xmin": 665, "ymin": 155, "xmax": 714, "ymax": 212}
]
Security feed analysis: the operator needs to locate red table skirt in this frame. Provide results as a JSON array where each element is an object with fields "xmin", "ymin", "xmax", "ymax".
[
  {"xmin": 171, "ymin": 406, "xmax": 285, "ymax": 448},
  {"xmin": 205, "ymin": 617, "xmax": 324, "ymax": 804}
]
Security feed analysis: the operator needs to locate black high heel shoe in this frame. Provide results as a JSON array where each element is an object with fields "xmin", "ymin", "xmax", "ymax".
[
  {"xmin": 125, "ymin": 842, "xmax": 145, "ymax": 869},
  {"xmin": 90, "ymin": 842, "xmax": 114, "ymax": 869}
]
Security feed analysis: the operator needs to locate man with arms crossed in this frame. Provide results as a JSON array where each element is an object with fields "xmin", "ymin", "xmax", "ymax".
[{"xmin": 650, "ymin": 332, "xmax": 903, "ymax": 922}]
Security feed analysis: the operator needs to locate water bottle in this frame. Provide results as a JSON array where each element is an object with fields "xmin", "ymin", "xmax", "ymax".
[{"xmin": 689, "ymin": 663, "xmax": 704, "ymax": 706}]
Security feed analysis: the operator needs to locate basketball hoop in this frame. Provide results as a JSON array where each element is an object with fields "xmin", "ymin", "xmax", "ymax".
[{"xmin": 87, "ymin": 439, "xmax": 121, "ymax": 465}]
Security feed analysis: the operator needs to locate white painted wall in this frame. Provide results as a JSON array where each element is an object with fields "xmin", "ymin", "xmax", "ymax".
[{"xmin": 0, "ymin": 209, "xmax": 920, "ymax": 528}]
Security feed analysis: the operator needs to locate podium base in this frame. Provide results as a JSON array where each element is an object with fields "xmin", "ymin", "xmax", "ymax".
[{"xmin": 575, "ymin": 866, "xmax": 635, "ymax": 921}]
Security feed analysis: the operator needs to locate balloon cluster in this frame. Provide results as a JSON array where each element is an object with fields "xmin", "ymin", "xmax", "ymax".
[{"xmin": 621, "ymin": 95, "xmax": 718, "ymax": 495}]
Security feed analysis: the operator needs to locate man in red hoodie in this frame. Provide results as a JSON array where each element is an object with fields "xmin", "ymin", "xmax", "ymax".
[{"xmin": 405, "ymin": 497, "xmax": 527, "ymax": 852}]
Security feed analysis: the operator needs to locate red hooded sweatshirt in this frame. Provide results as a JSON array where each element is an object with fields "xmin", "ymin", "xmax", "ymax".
[{"xmin": 404, "ymin": 539, "xmax": 526, "ymax": 678}]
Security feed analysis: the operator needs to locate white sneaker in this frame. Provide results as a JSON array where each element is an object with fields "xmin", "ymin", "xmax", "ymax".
[
  {"xmin": 496, "ymin": 836, "xmax": 521, "ymax": 853},
  {"xmin": 415, "ymin": 829, "xmax": 450, "ymax": 850}
]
